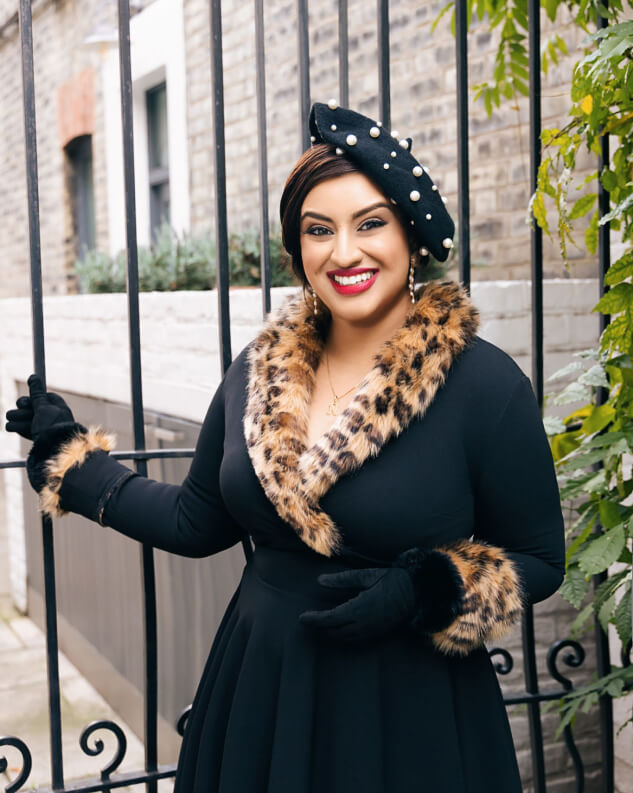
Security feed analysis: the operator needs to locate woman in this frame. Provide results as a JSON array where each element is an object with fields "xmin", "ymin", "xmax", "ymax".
[{"xmin": 6, "ymin": 102, "xmax": 565, "ymax": 793}]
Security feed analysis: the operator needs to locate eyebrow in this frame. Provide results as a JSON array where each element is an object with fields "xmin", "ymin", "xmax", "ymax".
[{"xmin": 300, "ymin": 201, "xmax": 392, "ymax": 223}]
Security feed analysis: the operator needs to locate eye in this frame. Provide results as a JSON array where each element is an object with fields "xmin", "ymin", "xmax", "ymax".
[
  {"xmin": 358, "ymin": 218, "xmax": 386, "ymax": 231},
  {"xmin": 304, "ymin": 225, "xmax": 332, "ymax": 237}
]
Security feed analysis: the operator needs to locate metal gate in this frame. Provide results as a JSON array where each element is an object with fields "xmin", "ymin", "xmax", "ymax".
[{"xmin": 0, "ymin": 1, "xmax": 615, "ymax": 791}]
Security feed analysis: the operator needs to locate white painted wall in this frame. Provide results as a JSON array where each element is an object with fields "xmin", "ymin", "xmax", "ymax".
[{"xmin": 102, "ymin": 0, "xmax": 190, "ymax": 255}]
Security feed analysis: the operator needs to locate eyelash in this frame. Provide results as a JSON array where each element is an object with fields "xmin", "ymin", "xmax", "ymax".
[{"xmin": 305, "ymin": 218, "xmax": 386, "ymax": 236}]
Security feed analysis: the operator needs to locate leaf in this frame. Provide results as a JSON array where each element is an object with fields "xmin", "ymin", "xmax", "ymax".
[
  {"xmin": 581, "ymin": 403, "xmax": 615, "ymax": 434},
  {"xmin": 594, "ymin": 283, "xmax": 633, "ymax": 314},
  {"xmin": 614, "ymin": 581, "xmax": 632, "ymax": 645},
  {"xmin": 559, "ymin": 565, "xmax": 591, "ymax": 608},
  {"xmin": 546, "ymin": 361, "xmax": 583, "ymax": 382},
  {"xmin": 598, "ymin": 500, "xmax": 623, "ymax": 529},
  {"xmin": 586, "ymin": 210, "xmax": 600, "ymax": 255},
  {"xmin": 604, "ymin": 251, "xmax": 633, "ymax": 286},
  {"xmin": 570, "ymin": 602, "xmax": 594, "ymax": 638},
  {"xmin": 578, "ymin": 525, "xmax": 626, "ymax": 576},
  {"xmin": 570, "ymin": 193, "xmax": 598, "ymax": 220},
  {"xmin": 578, "ymin": 365, "xmax": 610, "ymax": 389},
  {"xmin": 544, "ymin": 415, "xmax": 566, "ymax": 434},
  {"xmin": 552, "ymin": 381, "xmax": 592, "ymax": 405},
  {"xmin": 600, "ymin": 192, "xmax": 633, "ymax": 225}
]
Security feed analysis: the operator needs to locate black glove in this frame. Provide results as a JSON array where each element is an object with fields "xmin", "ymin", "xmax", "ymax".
[
  {"xmin": 5, "ymin": 374, "xmax": 86, "ymax": 493},
  {"xmin": 299, "ymin": 548, "xmax": 465, "ymax": 644}
]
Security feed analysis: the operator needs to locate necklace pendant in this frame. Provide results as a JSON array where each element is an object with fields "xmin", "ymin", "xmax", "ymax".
[{"xmin": 326, "ymin": 397, "xmax": 338, "ymax": 416}]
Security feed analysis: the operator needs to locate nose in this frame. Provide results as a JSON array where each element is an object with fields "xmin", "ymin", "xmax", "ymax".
[{"xmin": 329, "ymin": 229, "xmax": 362, "ymax": 268}]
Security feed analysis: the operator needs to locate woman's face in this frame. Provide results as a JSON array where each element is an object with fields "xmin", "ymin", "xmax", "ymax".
[{"xmin": 299, "ymin": 172, "xmax": 411, "ymax": 326}]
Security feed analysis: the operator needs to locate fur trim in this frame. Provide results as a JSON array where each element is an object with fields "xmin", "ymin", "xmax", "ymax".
[
  {"xmin": 38, "ymin": 426, "xmax": 116, "ymax": 518},
  {"xmin": 243, "ymin": 280, "xmax": 479, "ymax": 556},
  {"xmin": 429, "ymin": 538, "xmax": 525, "ymax": 656}
]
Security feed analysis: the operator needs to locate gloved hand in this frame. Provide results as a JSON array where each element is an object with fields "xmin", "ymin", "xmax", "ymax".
[
  {"xmin": 299, "ymin": 548, "xmax": 466, "ymax": 644},
  {"xmin": 5, "ymin": 374, "xmax": 77, "ymax": 441},
  {"xmin": 299, "ymin": 566, "xmax": 416, "ymax": 643},
  {"xmin": 5, "ymin": 374, "xmax": 86, "ymax": 494}
]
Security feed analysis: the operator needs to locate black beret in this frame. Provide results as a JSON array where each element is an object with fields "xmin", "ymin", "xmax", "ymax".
[{"xmin": 308, "ymin": 101, "xmax": 455, "ymax": 262}]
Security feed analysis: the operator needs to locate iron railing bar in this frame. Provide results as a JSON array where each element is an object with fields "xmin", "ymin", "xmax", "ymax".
[
  {"xmin": 526, "ymin": 4, "xmax": 546, "ymax": 791},
  {"xmin": 18, "ymin": 1, "xmax": 64, "ymax": 788},
  {"xmin": 297, "ymin": 0, "xmax": 310, "ymax": 150},
  {"xmin": 209, "ymin": 0, "xmax": 232, "ymax": 371},
  {"xmin": 116, "ymin": 4, "xmax": 158, "ymax": 791},
  {"xmin": 338, "ymin": 0, "xmax": 349, "ymax": 107},
  {"xmin": 455, "ymin": 0, "xmax": 470, "ymax": 291},
  {"xmin": 594, "ymin": 6, "xmax": 614, "ymax": 791},
  {"xmin": 254, "ymin": 0, "xmax": 272, "ymax": 317},
  {"xmin": 26, "ymin": 765, "xmax": 177, "ymax": 793},
  {"xmin": 376, "ymin": 0, "xmax": 390, "ymax": 129}
]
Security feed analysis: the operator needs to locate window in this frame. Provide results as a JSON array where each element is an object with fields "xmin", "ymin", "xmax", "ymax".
[
  {"xmin": 65, "ymin": 135, "xmax": 96, "ymax": 257},
  {"xmin": 146, "ymin": 81, "xmax": 170, "ymax": 238}
]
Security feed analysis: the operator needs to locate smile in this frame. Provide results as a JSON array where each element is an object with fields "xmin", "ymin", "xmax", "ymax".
[{"xmin": 327, "ymin": 269, "xmax": 378, "ymax": 294}]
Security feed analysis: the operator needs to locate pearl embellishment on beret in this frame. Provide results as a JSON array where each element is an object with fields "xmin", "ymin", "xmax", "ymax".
[
  {"xmin": 328, "ymin": 98, "xmax": 338, "ymax": 110},
  {"xmin": 426, "ymin": 213, "xmax": 432, "ymax": 220},
  {"xmin": 432, "ymin": 184, "xmax": 438, "ymax": 191},
  {"xmin": 383, "ymin": 163, "xmax": 390, "ymax": 169},
  {"xmin": 369, "ymin": 126, "xmax": 380, "ymax": 138},
  {"xmin": 310, "ymin": 135, "xmax": 316, "ymax": 143},
  {"xmin": 390, "ymin": 151, "xmax": 397, "ymax": 158},
  {"xmin": 412, "ymin": 166, "xmax": 423, "ymax": 177},
  {"xmin": 377, "ymin": 121, "xmax": 382, "ymax": 127},
  {"xmin": 442, "ymin": 238, "xmax": 453, "ymax": 249},
  {"xmin": 330, "ymin": 124, "xmax": 337, "ymax": 131},
  {"xmin": 399, "ymin": 139, "xmax": 409, "ymax": 149},
  {"xmin": 391, "ymin": 130, "xmax": 399, "ymax": 138},
  {"xmin": 335, "ymin": 147, "xmax": 343, "ymax": 155},
  {"xmin": 419, "ymin": 246, "xmax": 429, "ymax": 256},
  {"xmin": 410, "ymin": 190, "xmax": 420, "ymax": 202},
  {"xmin": 346, "ymin": 134, "xmax": 357, "ymax": 146}
]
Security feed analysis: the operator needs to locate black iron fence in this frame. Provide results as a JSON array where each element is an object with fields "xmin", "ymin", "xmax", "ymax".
[{"xmin": 0, "ymin": 1, "xmax": 615, "ymax": 792}]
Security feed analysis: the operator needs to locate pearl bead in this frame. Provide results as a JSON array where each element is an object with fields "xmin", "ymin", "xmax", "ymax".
[
  {"xmin": 377, "ymin": 121, "xmax": 382, "ymax": 127},
  {"xmin": 410, "ymin": 190, "xmax": 421, "ymax": 202},
  {"xmin": 399, "ymin": 139, "xmax": 409, "ymax": 149},
  {"xmin": 432, "ymin": 184, "xmax": 438, "ymax": 191},
  {"xmin": 425, "ymin": 213, "xmax": 432, "ymax": 220},
  {"xmin": 419, "ymin": 247, "xmax": 429, "ymax": 256},
  {"xmin": 412, "ymin": 165, "xmax": 423, "ymax": 177},
  {"xmin": 328, "ymin": 98, "xmax": 338, "ymax": 110},
  {"xmin": 390, "ymin": 198, "xmax": 397, "ymax": 205},
  {"xmin": 442, "ymin": 238, "xmax": 453, "ymax": 249},
  {"xmin": 390, "ymin": 151, "xmax": 397, "ymax": 158},
  {"xmin": 369, "ymin": 126, "xmax": 380, "ymax": 138},
  {"xmin": 310, "ymin": 135, "xmax": 316, "ymax": 143},
  {"xmin": 330, "ymin": 124, "xmax": 337, "ymax": 131},
  {"xmin": 335, "ymin": 147, "xmax": 343, "ymax": 155},
  {"xmin": 391, "ymin": 130, "xmax": 399, "ymax": 138},
  {"xmin": 346, "ymin": 134, "xmax": 357, "ymax": 146},
  {"xmin": 383, "ymin": 163, "xmax": 390, "ymax": 169},
  {"xmin": 410, "ymin": 220, "xmax": 415, "ymax": 226}
]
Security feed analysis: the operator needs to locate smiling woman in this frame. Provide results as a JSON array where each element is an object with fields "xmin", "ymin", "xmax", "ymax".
[{"xmin": 5, "ymin": 103, "xmax": 565, "ymax": 793}]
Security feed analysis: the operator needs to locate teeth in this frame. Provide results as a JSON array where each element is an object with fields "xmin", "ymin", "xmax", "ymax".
[{"xmin": 332, "ymin": 271, "xmax": 375, "ymax": 285}]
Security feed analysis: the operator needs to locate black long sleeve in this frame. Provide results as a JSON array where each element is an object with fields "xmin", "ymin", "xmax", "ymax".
[
  {"xmin": 57, "ymin": 378, "xmax": 244, "ymax": 557},
  {"xmin": 472, "ymin": 375, "xmax": 566, "ymax": 604}
]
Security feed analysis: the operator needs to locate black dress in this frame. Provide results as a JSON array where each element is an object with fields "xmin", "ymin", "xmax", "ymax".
[{"xmin": 52, "ymin": 281, "xmax": 565, "ymax": 793}]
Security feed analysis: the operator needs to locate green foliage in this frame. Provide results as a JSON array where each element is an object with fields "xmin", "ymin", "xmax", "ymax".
[
  {"xmin": 436, "ymin": 0, "xmax": 633, "ymax": 736},
  {"xmin": 73, "ymin": 223, "xmax": 297, "ymax": 293}
]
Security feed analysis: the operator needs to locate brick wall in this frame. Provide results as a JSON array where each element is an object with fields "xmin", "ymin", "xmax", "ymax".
[{"xmin": 1, "ymin": 0, "xmax": 600, "ymax": 300}]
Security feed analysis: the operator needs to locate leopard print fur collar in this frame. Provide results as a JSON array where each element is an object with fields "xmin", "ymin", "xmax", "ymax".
[{"xmin": 243, "ymin": 280, "xmax": 479, "ymax": 556}]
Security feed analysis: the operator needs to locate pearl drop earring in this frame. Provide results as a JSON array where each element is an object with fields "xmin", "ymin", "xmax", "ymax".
[{"xmin": 311, "ymin": 287, "xmax": 318, "ymax": 315}]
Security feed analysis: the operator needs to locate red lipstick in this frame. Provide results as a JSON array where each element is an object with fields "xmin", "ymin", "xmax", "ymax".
[{"xmin": 327, "ymin": 268, "xmax": 378, "ymax": 295}]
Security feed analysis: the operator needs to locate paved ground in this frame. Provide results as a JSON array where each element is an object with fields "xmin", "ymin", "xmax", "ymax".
[{"xmin": 0, "ymin": 595, "xmax": 174, "ymax": 792}]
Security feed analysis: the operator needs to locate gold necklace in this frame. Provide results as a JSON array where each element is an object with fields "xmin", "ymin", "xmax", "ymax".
[{"xmin": 325, "ymin": 351, "xmax": 364, "ymax": 416}]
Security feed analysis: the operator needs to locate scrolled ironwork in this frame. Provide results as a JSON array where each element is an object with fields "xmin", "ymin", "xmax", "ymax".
[
  {"xmin": 547, "ymin": 639, "xmax": 586, "ymax": 690},
  {"xmin": 489, "ymin": 647, "xmax": 514, "ymax": 675},
  {"xmin": 176, "ymin": 706, "xmax": 192, "ymax": 737},
  {"xmin": 79, "ymin": 721, "xmax": 127, "ymax": 780},
  {"xmin": 0, "ymin": 736, "xmax": 32, "ymax": 793}
]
